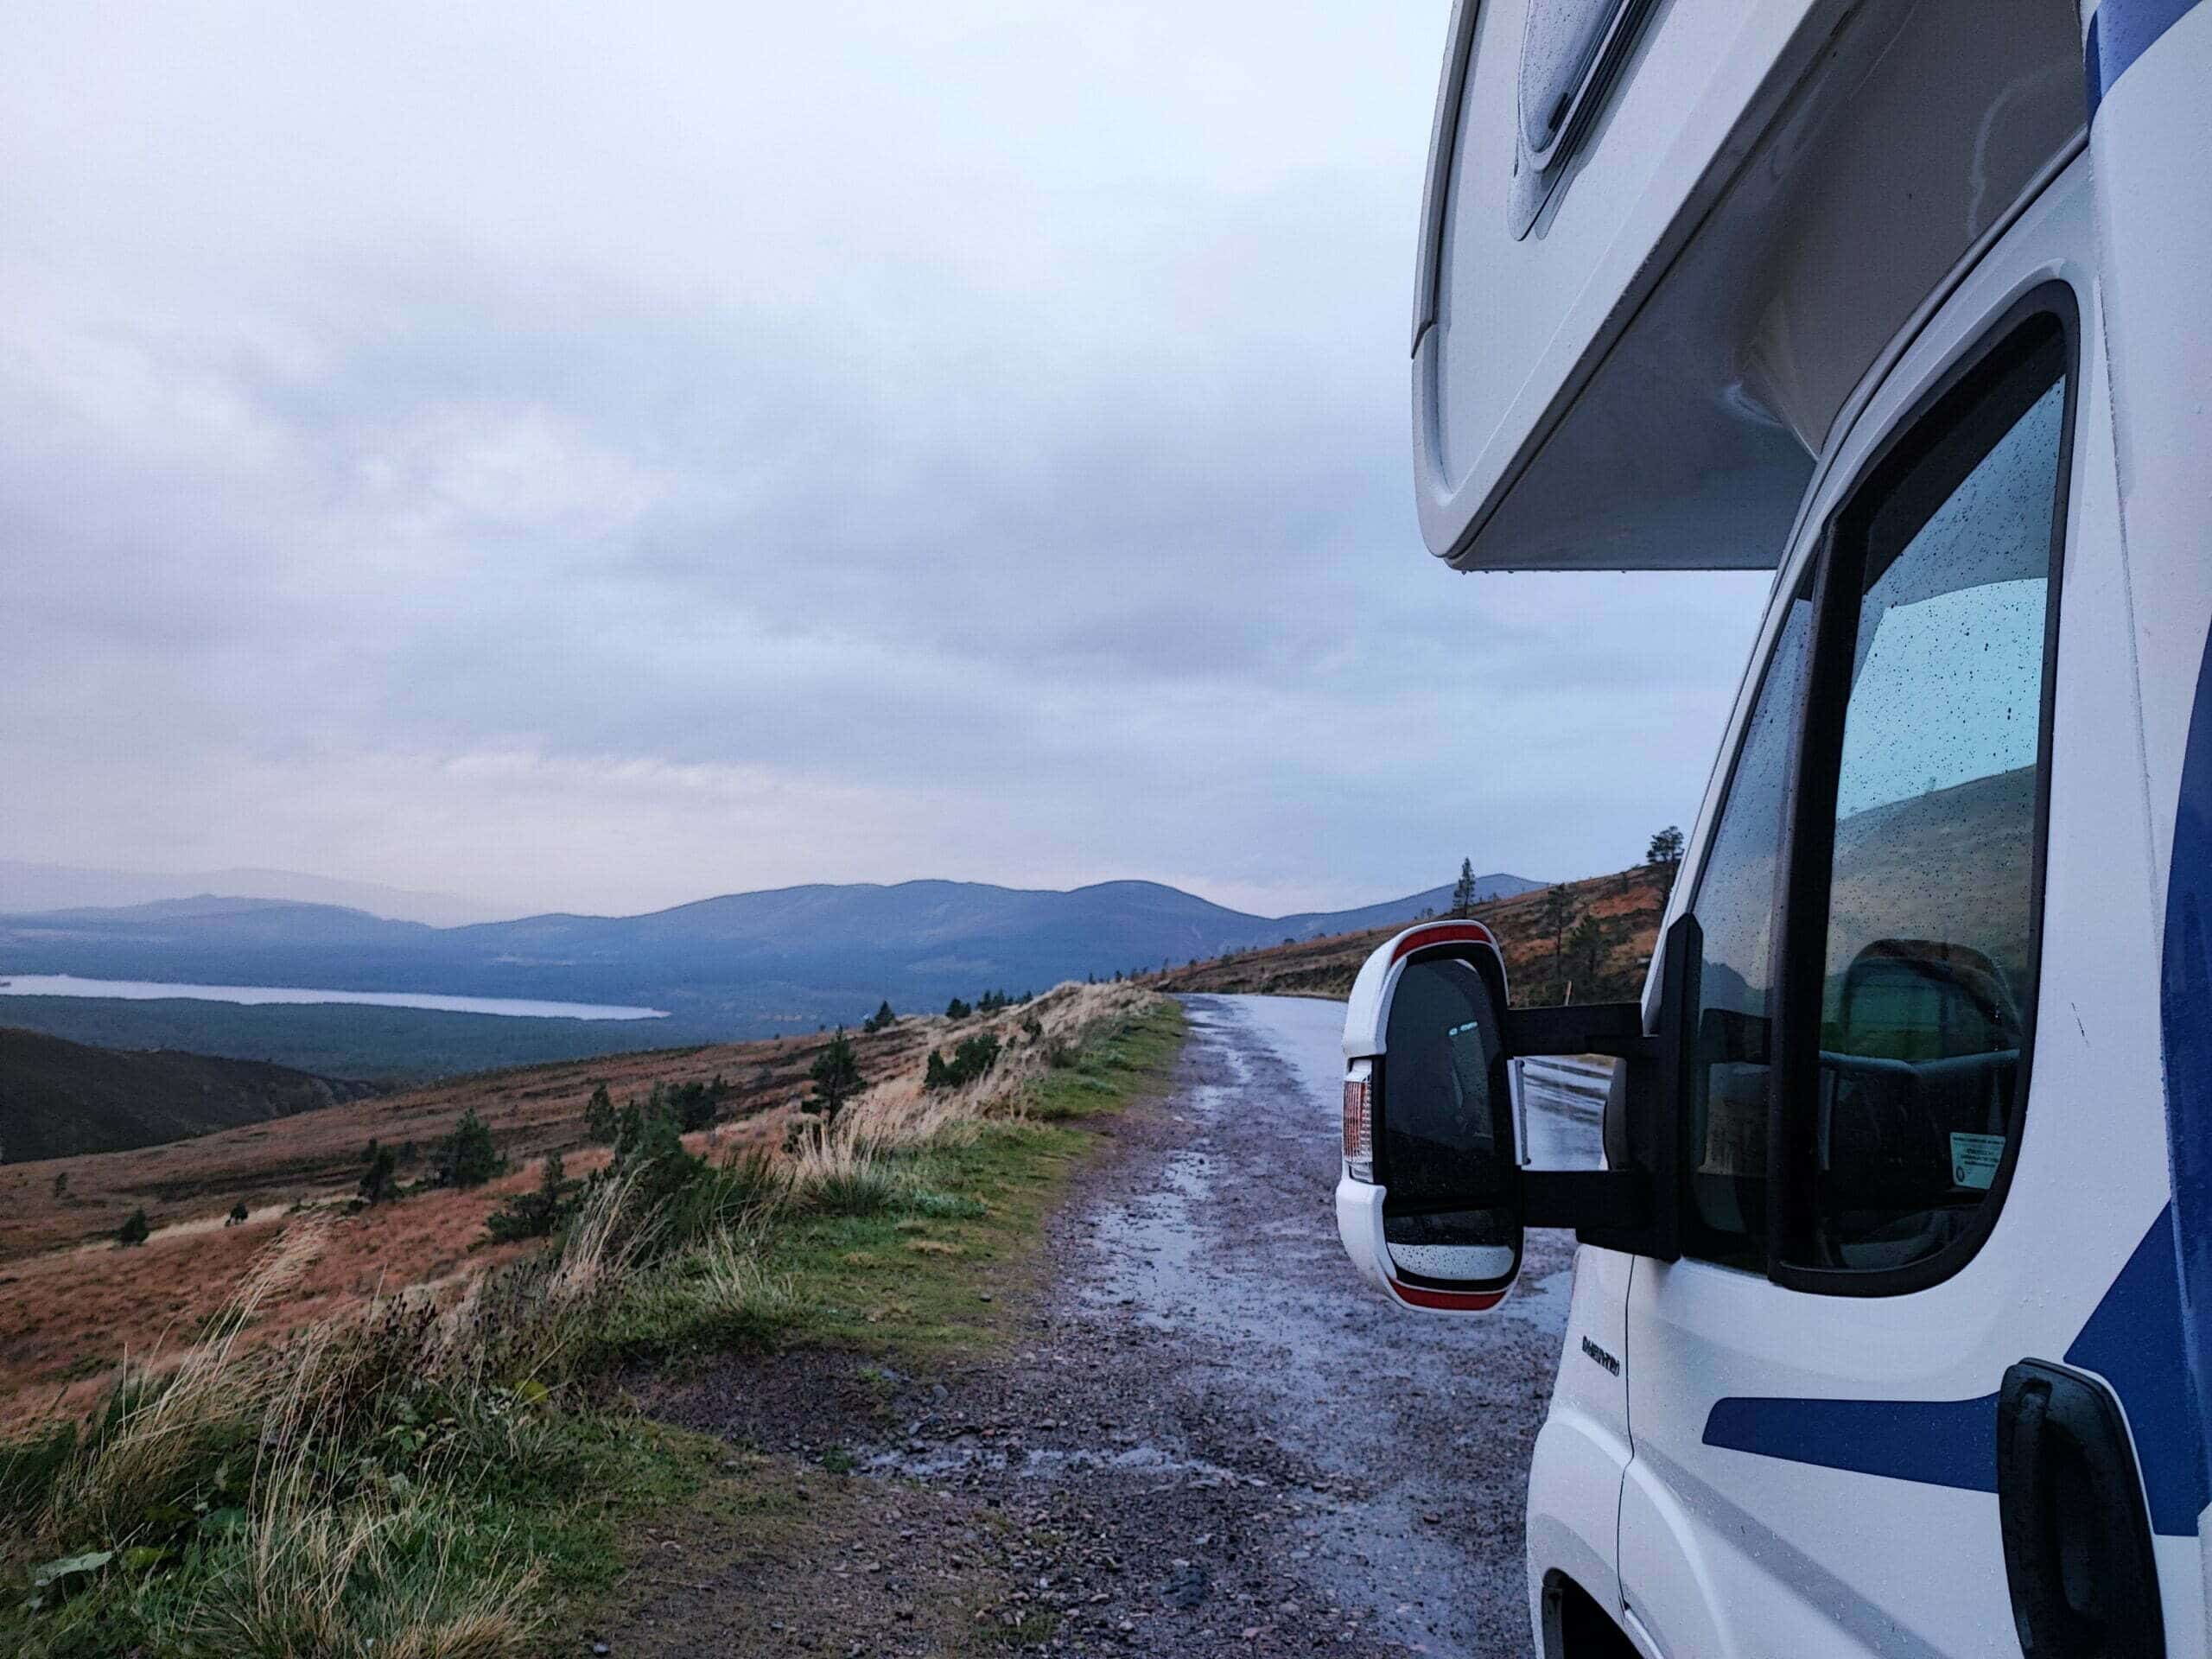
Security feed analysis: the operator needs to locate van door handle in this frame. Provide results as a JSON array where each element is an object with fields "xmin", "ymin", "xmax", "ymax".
[{"xmin": 1996, "ymin": 1359, "xmax": 2164, "ymax": 1659}]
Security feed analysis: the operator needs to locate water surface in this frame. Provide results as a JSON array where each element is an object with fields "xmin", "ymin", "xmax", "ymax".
[{"xmin": 0, "ymin": 973, "xmax": 667, "ymax": 1020}]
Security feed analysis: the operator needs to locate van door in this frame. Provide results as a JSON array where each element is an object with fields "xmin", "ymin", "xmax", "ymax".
[{"xmin": 1617, "ymin": 164, "xmax": 2200, "ymax": 1657}]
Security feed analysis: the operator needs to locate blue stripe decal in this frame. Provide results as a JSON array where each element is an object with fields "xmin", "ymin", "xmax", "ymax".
[
  {"xmin": 2066, "ymin": 1207, "xmax": 2208, "ymax": 1533},
  {"xmin": 2086, "ymin": 0, "xmax": 2207, "ymax": 118},
  {"xmin": 1702, "ymin": 1207, "xmax": 2209, "ymax": 1535},
  {"xmin": 2164, "ymin": 619, "xmax": 2212, "ymax": 1535},
  {"xmin": 1703, "ymin": 1390, "xmax": 1996, "ymax": 1492}
]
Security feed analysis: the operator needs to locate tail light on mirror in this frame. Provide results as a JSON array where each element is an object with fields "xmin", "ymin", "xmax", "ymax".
[{"xmin": 1342, "ymin": 1063, "xmax": 1373, "ymax": 1180}]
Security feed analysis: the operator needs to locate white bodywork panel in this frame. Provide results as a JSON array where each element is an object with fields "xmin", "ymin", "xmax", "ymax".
[
  {"xmin": 1524, "ymin": 1244, "xmax": 1634, "ymax": 1642},
  {"xmin": 2086, "ymin": 3, "xmax": 2212, "ymax": 1645},
  {"xmin": 1602, "ymin": 158, "xmax": 2200, "ymax": 1657},
  {"xmin": 1414, "ymin": 0, "xmax": 2083, "ymax": 571},
  {"xmin": 1366, "ymin": 10, "xmax": 2212, "ymax": 1648}
]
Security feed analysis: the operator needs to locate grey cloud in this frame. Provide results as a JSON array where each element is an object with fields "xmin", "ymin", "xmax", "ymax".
[{"xmin": 1, "ymin": 1, "xmax": 1770, "ymax": 916}]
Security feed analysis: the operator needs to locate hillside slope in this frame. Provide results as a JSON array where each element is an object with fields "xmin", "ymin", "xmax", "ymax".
[
  {"xmin": 0, "ymin": 986, "xmax": 1141, "ymax": 1424},
  {"xmin": 1159, "ymin": 864, "xmax": 1675, "ymax": 1007},
  {"xmin": 1269, "ymin": 872, "xmax": 1539, "ymax": 938},
  {"xmin": 0, "ymin": 1027, "xmax": 379, "ymax": 1164}
]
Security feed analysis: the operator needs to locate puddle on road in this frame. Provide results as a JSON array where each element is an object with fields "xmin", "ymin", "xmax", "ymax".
[
  {"xmin": 1078, "ymin": 1142, "xmax": 1217, "ymax": 1331},
  {"xmin": 864, "ymin": 1438, "xmax": 1256, "ymax": 1488}
]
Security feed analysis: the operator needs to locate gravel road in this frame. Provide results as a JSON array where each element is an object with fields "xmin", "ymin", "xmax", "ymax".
[{"xmin": 621, "ymin": 994, "xmax": 1588, "ymax": 1659}]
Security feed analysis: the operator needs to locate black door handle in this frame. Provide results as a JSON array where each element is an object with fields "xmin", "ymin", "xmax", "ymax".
[{"xmin": 1997, "ymin": 1359, "xmax": 2164, "ymax": 1658}]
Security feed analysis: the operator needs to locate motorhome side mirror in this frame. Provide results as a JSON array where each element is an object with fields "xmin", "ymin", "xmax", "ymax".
[
  {"xmin": 1335, "ymin": 923, "xmax": 1522, "ymax": 1313},
  {"xmin": 1334, "ymin": 917, "xmax": 1689, "ymax": 1295}
]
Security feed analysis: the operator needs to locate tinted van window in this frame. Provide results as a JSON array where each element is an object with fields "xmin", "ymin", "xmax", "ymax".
[{"xmin": 1802, "ymin": 320, "xmax": 2067, "ymax": 1273}]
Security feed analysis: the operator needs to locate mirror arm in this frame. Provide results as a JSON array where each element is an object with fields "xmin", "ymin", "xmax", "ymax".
[
  {"xmin": 1503, "ymin": 916, "xmax": 1704, "ymax": 1263},
  {"xmin": 1498, "ymin": 1005, "xmax": 1665, "ymax": 1248},
  {"xmin": 1522, "ymin": 1169, "xmax": 1653, "ymax": 1243},
  {"xmin": 1501, "ymin": 1001, "xmax": 1648, "ymax": 1058}
]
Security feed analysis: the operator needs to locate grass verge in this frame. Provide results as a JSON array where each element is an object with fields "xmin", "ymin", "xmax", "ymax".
[{"xmin": 766, "ymin": 1000, "xmax": 1184, "ymax": 1354}]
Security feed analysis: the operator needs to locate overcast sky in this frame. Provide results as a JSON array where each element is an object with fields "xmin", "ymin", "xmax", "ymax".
[{"xmin": 1, "ymin": 1, "xmax": 1769, "ymax": 919}]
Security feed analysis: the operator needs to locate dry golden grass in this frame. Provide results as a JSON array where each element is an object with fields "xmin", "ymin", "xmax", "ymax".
[
  {"xmin": 37, "ymin": 1224, "xmax": 321, "ymax": 1547},
  {"xmin": 198, "ymin": 1481, "xmax": 544, "ymax": 1659},
  {"xmin": 8, "ymin": 1205, "xmax": 621, "ymax": 1658},
  {"xmin": 784, "ymin": 981, "xmax": 1155, "ymax": 1208}
]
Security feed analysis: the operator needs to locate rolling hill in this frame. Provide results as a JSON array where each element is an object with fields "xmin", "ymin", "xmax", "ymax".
[{"xmin": 0, "ymin": 1027, "xmax": 380, "ymax": 1164}]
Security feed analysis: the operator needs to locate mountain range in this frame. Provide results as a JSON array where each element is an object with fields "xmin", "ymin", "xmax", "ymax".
[
  {"xmin": 0, "ymin": 860, "xmax": 502, "ymax": 927},
  {"xmin": 0, "ymin": 874, "xmax": 1540, "ymax": 1039}
]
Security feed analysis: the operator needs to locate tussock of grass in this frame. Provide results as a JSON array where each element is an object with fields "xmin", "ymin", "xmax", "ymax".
[
  {"xmin": 17, "ymin": 1485, "xmax": 547, "ymax": 1659},
  {"xmin": 0, "ymin": 1184, "xmax": 664, "ymax": 1656},
  {"xmin": 181, "ymin": 1480, "xmax": 545, "ymax": 1659},
  {"xmin": 600, "ymin": 1230, "xmax": 802, "ymax": 1360}
]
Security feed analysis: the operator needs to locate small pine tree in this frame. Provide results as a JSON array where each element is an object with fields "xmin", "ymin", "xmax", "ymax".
[
  {"xmin": 612, "ymin": 1096, "xmax": 646, "ymax": 1157},
  {"xmin": 864, "ymin": 1000, "xmax": 896, "ymax": 1033},
  {"xmin": 359, "ymin": 1139, "xmax": 399, "ymax": 1205},
  {"xmin": 116, "ymin": 1208, "xmax": 150, "ymax": 1248},
  {"xmin": 1565, "ymin": 912, "xmax": 1613, "ymax": 1003},
  {"xmin": 1452, "ymin": 857, "xmax": 1478, "ymax": 918},
  {"xmin": 226, "ymin": 1200, "xmax": 250, "ymax": 1226},
  {"xmin": 944, "ymin": 996, "xmax": 971, "ymax": 1020},
  {"xmin": 1541, "ymin": 884, "xmax": 1581, "ymax": 1001},
  {"xmin": 584, "ymin": 1083, "xmax": 617, "ymax": 1144},
  {"xmin": 925, "ymin": 1033, "xmax": 1002, "ymax": 1091},
  {"xmin": 434, "ymin": 1109, "xmax": 505, "ymax": 1189},
  {"xmin": 51, "ymin": 1172, "xmax": 67, "ymax": 1200},
  {"xmin": 614, "ymin": 1109, "xmax": 701, "ymax": 1209},
  {"xmin": 654, "ymin": 1079, "xmax": 716, "ymax": 1133},
  {"xmin": 953, "ymin": 1033, "xmax": 1001, "ymax": 1083},
  {"xmin": 485, "ymin": 1151, "xmax": 572, "ymax": 1243},
  {"xmin": 809, "ymin": 1028, "xmax": 863, "ymax": 1121},
  {"xmin": 1646, "ymin": 825, "xmax": 1686, "ymax": 868}
]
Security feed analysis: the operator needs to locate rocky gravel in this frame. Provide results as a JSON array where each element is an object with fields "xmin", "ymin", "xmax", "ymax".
[{"xmin": 610, "ymin": 995, "xmax": 1580, "ymax": 1658}]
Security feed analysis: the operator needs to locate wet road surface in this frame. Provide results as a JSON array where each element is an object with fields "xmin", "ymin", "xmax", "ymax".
[
  {"xmin": 1053, "ymin": 995, "xmax": 1590, "ymax": 1656},
  {"xmin": 637, "ymin": 994, "xmax": 1593, "ymax": 1657}
]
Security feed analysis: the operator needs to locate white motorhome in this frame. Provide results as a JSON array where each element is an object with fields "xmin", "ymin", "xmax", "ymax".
[{"xmin": 1332, "ymin": 2, "xmax": 2212, "ymax": 1656}]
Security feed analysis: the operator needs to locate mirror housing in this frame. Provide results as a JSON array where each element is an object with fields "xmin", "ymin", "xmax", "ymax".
[
  {"xmin": 1337, "ymin": 921, "xmax": 1521, "ymax": 1312},
  {"xmin": 1335, "ymin": 918, "xmax": 1694, "ymax": 1313}
]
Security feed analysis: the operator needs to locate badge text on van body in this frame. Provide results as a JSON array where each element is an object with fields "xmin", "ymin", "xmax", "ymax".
[{"xmin": 1581, "ymin": 1336, "xmax": 1621, "ymax": 1376}]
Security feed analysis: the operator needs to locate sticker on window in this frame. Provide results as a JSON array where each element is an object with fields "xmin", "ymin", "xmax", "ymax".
[{"xmin": 1950, "ymin": 1133, "xmax": 2005, "ymax": 1191}]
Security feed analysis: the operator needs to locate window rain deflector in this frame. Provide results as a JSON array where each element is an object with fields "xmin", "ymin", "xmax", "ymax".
[{"xmin": 1509, "ymin": 0, "xmax": 1656, "ymax": 236}]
